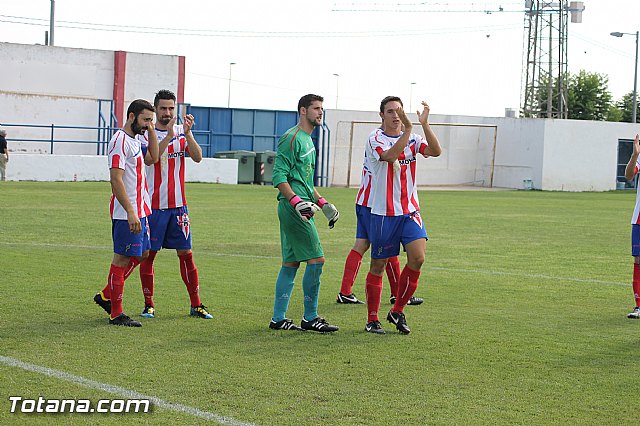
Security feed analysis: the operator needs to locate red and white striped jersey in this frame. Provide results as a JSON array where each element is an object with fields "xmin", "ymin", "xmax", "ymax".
[
  {"xmin": 355, "ymin": 144, "xmax": 374, "ymax": 208},
  {"xmin": 107, "ymin": 129, "xmax": 151, "ymax": 220},
  {"xmin": 144, "ymin": 125, "xmax": 190, "ymax": 209},
  {"xmin": 365, "ymin": 128, "xmax": 430, "ymax": 216},
  {"xmin": 632, "ymin": 158, "xmax": 640, "ymax": 224}
]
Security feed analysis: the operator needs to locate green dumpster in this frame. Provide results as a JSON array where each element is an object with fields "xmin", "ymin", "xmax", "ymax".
[
  {"xmin": 254, "ymin": 150, "xmax": 276, "ymax": 185},
  {"xmin": 214, "ymin": 150, "xmax": 256, "ymax": 184}
]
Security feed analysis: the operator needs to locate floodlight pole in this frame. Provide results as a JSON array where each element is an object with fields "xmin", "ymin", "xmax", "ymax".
[
  {"xmin": 611, "ymin": 31, "xmax": 639, "ymax": 123},
  {"xmin": 634, "ymin": 31, "xmax": 638, "ymax": 123},
  {"xmin": 227, "ymin": 62, "xmax": 236, "ymax": 108},
  {"xmin": 49, "ymin": 0, "xmax": 55, "ymax": 46}
]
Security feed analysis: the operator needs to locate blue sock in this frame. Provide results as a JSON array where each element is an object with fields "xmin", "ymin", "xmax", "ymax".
[
  {"xmin": 272, "ymin": 265, "xmax": 298, "ymax": 322},
  {"xmin": 302, "ymin": 263, "xmax": 324, "ymax": 321}
]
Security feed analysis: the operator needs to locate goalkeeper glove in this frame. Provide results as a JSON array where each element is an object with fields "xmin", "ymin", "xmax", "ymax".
[
  {"xmin": 289, "ymin": 195, "xmax": 320, "ymax": 223},
  {"xmin": 317, "ymin": 197, "xmax": 340, "ymax": 229}
]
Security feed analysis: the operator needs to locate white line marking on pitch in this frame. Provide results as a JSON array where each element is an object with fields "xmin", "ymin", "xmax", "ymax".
[
  {"xmin": 0, "ymin": 355, "xmax": 256, "ymax": 426},
  {"xmin": 1, "ymin": 241, "xmax": 627, "ymax": 286}
]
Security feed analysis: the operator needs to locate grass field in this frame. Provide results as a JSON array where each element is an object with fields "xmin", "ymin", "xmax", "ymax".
[{"xmin": 1, "ymin": 182, "xmax": 639, "ymax": 425}]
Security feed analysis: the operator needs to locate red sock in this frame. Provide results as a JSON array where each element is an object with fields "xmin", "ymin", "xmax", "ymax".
[
  {"xmin": 102, "ymin": 257, "xmax": 139, "ymax": 300},
  {"xmin": 139, "ymin": 251, "xmax": 157, "ymax": 306},
  {"xmin": 385, "ymin": 256, "xmax": 401, "ymax": 298},
  {"xmin": 179, "ymin": 252, "xmax": 201, "ymax": 308},
  {"xmin": 340, "ymin": 250, "xmax": 363, "ymax": 295},
  {"xmin": 633, "ymin": 263, "xmax": 640, "ymax": 307},
  {"xmin": 108, "ymin": 264, "xmax": 127, "ymax": 319},
  {"xmin": 393, "ymin": 265, "xmax": 421, "ymax": 313},
  {"xmin": 100, "ymin": 283, "xmax": 111, "ymax": 300},
  {"xmin": 365, "ymin": 273, "xmax": 383, "ymax": 322},
  {"xmin": 123, "ymin": 257, "xmax": 140, "ymax": 280}
]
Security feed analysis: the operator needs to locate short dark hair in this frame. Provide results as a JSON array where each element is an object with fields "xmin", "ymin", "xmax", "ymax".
[
  {"xmin": 380, "ymin": 96, "xmax": 403, "ymax": 113},
  {"xmin": 127, "ymin": 99, "xmax": 155, "ymax": 118},
  {"xmin": 298, "ymin": 94, "xmax": 324, "ymax": 113},
  {"xmin": 154, "ymin": 89, "xmax": 176, "ymax": 107}
]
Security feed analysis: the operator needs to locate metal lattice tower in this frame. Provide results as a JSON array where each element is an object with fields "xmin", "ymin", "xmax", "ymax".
[{"xmin": 521, "ymin": 1, "xmax": 584, "ymax": 118}]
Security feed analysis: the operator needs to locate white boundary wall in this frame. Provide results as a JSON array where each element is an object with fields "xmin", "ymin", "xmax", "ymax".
[
  {"xmin": 323, "ymin": 109, "xmax": 638, "ymax": 191},
  {"xmin": 0, "ymin": 42, "xmax": 179, "ymax": 155},
  {"xmin": 5, "ymin": 155, "xmax": 238, "ymax": 184}
]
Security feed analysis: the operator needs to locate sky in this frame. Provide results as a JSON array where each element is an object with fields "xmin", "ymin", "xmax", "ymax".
[{"xmin": 1, "ymin": 0, "xmax": 640, "ymax": 117}]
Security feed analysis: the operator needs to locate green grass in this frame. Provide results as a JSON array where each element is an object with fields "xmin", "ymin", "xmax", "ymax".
[{"xmin": 0, "ymin": 182, "xmax": 639, "ymax": 425}]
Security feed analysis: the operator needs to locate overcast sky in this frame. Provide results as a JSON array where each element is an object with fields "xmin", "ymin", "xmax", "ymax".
[{"xmin": 1, "ymin": 0, "xmax": 640, "ymax": 117}]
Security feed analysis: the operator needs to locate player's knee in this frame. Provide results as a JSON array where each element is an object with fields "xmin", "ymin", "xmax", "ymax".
[
  {"xmin": 352, "ymin": 239, "xmax": 370, "ymax": 254},
  {"xmin": 369, "ymin": 258, "xmax": 387, "ymax": 276},
  {"xmin": 407, "ymin": 254, "xmax": 425, "ymax": 270}
]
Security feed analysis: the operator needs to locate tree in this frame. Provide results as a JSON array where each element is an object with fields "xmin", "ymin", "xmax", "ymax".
[
  {"xmin": 607, "ymin": 104, "xmax": 624, "ymax": 122},
  {"xmin": 615, "ymin": 91, "xmax": 640, "ymax": 122},
  {"xmin": 525, "ymin": 70, "xmax": 613, "ymax": 120},
  {"xmin": 566, "ymin": 70, "xmax": 612, "ymax": 121}
]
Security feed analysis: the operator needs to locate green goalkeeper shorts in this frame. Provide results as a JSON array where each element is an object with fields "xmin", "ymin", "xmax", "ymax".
[{"xmin": 277, "ymin": 199, "xmax": 324, "ymax": 263}]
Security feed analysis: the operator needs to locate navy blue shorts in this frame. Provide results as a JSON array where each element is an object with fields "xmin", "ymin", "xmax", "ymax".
[
  {"xmin": 370, "ymin": 211, "xmax": 428, "ymax": 259},
  {"xmin": 355, "ymin": 204, "xmax": 372, "ymax": 240},
  {"xmin": 148, "ymin": 206, "xmax": 193, "ymax": 251},
  {"xmin": 112, "ymin": 217, "xmax": 150, "ymax": 257},
  {"xmin": 632, "ymin": 224, "xmax": 640, "ymax": 257}
]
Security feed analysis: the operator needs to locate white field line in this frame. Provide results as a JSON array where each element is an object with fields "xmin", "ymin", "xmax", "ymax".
[
  {"xmin": 0, "ymin": 355, "xmax": 256, "ymax": 426},
  {"xmin": 1, "ymin": 241, "xmax": 627, "ymax": 286}
]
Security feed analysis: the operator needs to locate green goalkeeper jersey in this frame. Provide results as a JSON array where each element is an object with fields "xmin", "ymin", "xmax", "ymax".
[{"xmin": 272, "ymin": 126, "xmax": 316, "ymax": 202}]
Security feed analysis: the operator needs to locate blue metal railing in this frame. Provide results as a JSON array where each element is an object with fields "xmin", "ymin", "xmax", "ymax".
[
  {"xmin": 0, "ymin": 122, "xmax": 217, "ymax": 156},
  {"xmin": 2, "ymin": 112, "xmax": 331, "ymax": 187},
  {"xmin": 0, "ymin": 123, "xmax": 124, "ymax": 154},
  {"xmin": 98, "ymin": 99, "xmax": 119, "ymax": 155}
]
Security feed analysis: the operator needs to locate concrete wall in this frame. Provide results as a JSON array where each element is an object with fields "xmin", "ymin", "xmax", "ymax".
[
  {"xmin": 323, "ymin": 109, "xmax": 638, "ymax": 191},
  {"xmin": 540, "ymin": 119, "xmax": 630, "ymax": 191},
  {"xmin": 0, "ymin": 42, "xmax": 180, "ymax": 155},
  {"xmin": 123, "ymin": 52, "xmax": 180, "ymax": 122},
  {"xmin": 5, "ymin": 154, "xmax": 238, "ymax": 184}
]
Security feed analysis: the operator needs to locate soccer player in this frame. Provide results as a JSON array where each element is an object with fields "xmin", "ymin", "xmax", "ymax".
[
  {"xmin": 363, "ymin": 96, "xmax": 442, "ymax": 334},
  {"xmin": 137, "ymin": 89, "xmax": 212, "ymax": 320},
  {"xmin": 336, "ymin": 152, "xmax": 423, "ymax": 307},
  {"xmin": 0, "ymin": 128, "xmax": 8, "ymax": 181},
  {"xmin": 269, "ymin": 94, "xmax": 340, "ymax": 332},
  {"xmin": 624, "ymin": 133, "xmax": 640, "ymax": 319},
  {"xmin": 93, "ymin": 99, "xmax": 159, "ymax": 327}
]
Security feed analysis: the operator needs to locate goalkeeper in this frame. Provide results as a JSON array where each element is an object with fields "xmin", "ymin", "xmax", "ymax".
[{"xmin": 269, "ymin": 94, "xmax": 340, "ymax": 333}]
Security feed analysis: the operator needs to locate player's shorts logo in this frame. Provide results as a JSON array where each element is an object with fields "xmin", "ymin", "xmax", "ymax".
[
  {"xmin": 177, "ymin": 213, "xmax": 190, "ymax": 239},
  {"xmin": 410, "ymin": 211, "xmax": 423, "ymax": 228}
]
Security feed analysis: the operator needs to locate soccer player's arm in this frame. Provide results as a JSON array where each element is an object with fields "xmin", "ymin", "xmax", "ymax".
[
  {"xmin": 417, "ymin": 100, "xmax": 442, "ymax": 158},
  {"xmin": 273, "ymin": 140, "xmax": 296, "ymax": 199},
  {"xmin": 144, "ymin": 122, "xmax": 159, "ymax": 166},
  {"xmin": 273, "ymin": 137, "xmax": 319, "ymax": 222},
  {"xmin": 378, "ymin": 107, "xmax": 412, "ymax": 163},
  {"xmin": 625, "ymin": 134, "xmax": 640, "ymax": 181},
  {"xmin": 156, "ymin": 117, "xmax": 177, "ymax": 161},
  {"xmin": 182, "ymin": 115, "xmax": 203, "ymax": 163},
  {"xmin": 108, "ymin": 146, "xmax": 141, "ymax": 234}
]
